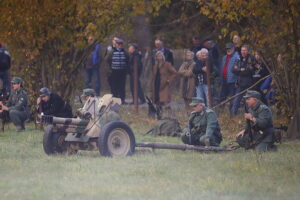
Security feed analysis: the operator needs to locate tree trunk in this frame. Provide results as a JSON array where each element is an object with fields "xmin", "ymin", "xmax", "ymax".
[{"xmin": 287, "ymin": 107, "xmax": 300, "ymax": 139}]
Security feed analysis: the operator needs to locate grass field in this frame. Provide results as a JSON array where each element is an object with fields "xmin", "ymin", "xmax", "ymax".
[{"xmin": 0, "ymin": 106, "xmax": 299, "ymax": 200}]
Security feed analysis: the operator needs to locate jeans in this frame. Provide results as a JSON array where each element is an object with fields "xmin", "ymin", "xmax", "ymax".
[
  {"xmin": 129, "ymin": 74, "xmax": 146, "ymax": 103},
  {"xmin": 85, "ymin": 68, "xmax": 100, "ymax": 96},
  {"xmin": 0, "ymin": 71, "xmax": 10, "ymax": 94},
  {"xmin": 231, "ymin": 86, "xmax": 248, "ymax": 115},
  {"xmin": 196, "ymin": 84, "xmax": 208, "ymax": 106}
]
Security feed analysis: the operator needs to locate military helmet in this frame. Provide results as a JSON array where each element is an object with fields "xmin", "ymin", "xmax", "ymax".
[
  {"xmin": 243, "ymin": 90, "xmax": 261, "ymax": 100},
  {"xmin": 39, "ymin": 87, "xmax": 51, "ymax": 97},
  {"xmin": 189, "ymin": 97, "xmax": 205, "ymax": 107},
  {"xmin": 11, "ymin": 77, "xmax": 23, "ymax": 84},
  {"xmin": 81, "ymin": 88, "xmax": 95, "ymax": 97}
]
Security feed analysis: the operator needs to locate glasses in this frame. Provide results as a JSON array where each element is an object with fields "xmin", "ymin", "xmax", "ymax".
[{"xmin": 11, "ymin": 83, "xmax": 19, "ymax": 85}]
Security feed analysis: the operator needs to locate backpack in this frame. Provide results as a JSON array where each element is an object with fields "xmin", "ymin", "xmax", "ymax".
[
  {"xmin": 151, "ymin": 118, "xmax": 182, "ymax": 137},
  {"xmin": 0, "ymin": 48, "xmax": 11, "ymax": 71}
]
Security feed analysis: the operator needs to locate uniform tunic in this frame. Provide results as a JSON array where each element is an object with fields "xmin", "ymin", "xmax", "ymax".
[
  {"xmin": 6, "ymin": 88, "xmax": 28, "ymax": 127},
  {"xmin": 181, "ymin": 108, "xmax": 222, "ymax": 146},
  {"xmin": 237, "ymin": 101, "xmax": 275, "ymax": 151}
]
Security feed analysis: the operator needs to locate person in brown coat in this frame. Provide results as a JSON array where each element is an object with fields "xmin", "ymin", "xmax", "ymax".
[
  {"xmin": 178, "ymin": 50, "xmax": 196, "ymax": 109},
  {"xmin": 151, "ymin": 51, "xmax": 177, "ymax": 117}
]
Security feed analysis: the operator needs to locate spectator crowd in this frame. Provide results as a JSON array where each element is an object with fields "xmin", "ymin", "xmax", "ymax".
[{"xmin": 91, "ymin": 35, "xmax": 272, "ymax": 117}]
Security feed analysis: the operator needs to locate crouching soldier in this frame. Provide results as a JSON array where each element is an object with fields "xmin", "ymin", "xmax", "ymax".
[
  {"xmin": 181, "ymin": 97, "xmax": 222, "ymax": 146},
  {"xmin": 0, "ymin": 77, "xmax": 28, "ymax": 132},
  {"xmin": 236, "ymin": 90, "xmax": 276, "ymax": 151},
  {"xmin": 37, "ymin": 87, "xmax": 73, "ymax": 118},
  {"xmin": 76, "ymin": 88, "xmax": 99, "ymax": 119}
]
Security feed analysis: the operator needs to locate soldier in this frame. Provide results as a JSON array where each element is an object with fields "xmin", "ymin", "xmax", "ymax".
[
  {"xmin": 37, "ymin": 87, "xmax": 73, "ymax": 118},
  {"xmin": 181, "ymin": 97, "xmax": 222, "ymax": 146},
  {"xmin": 236, "ymin": 90, "xmax": 276, "ymax": 151},
  {"xmin": 76, "ymin": 88, "xmax": 99, "ymax": 119},
  {"xmin": 0, "ymin": 77, "xmax": 28, "ymax": 132}
]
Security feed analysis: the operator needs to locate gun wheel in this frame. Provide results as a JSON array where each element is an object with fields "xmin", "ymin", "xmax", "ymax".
[
  {"xmin": 99, "ymin": 121, "xmax": 135, "ymax": 157},
  {"xmin": 43, "ymin": 125, "xmax": 68, "ymax": 155}
]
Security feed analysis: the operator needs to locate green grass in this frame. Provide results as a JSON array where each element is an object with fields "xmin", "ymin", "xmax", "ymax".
[{"xmin": 0, "ymin": 107, "xmax": 299, "ymax": 200}]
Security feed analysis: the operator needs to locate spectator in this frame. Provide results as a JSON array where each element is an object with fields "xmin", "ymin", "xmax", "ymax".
[
  {"xmin": 37, "ymin": 87, "xmax": 73, "ymax": 118},
  {"xmin": 202, "ymin": 37, "xmax": 221, "ymax": 76},
  {"xmin": 190, "ymin": 36, "xmax": 203, "ymax": 61},
  {"xmin": 0, "ymin": 41, "xmax": 11, "ymax": 95},
  {"xmin": 193, "ymin": 48, "xmax": 210, "ymax": 106},
  {"xmin": 231, "ymin": 45, "xmax": 255, "ymax": 115},
  {"xmin": 260, "ymin": 77, "xmax": 276, "ymax": 105},
  {"xmin": 202, "ymin": 37, "xmax": 221, "ymax": 104},
  {"xmin": 105, "ymin": 36, "xmax": 119, "ymax": 91},
  {"xmin": 128, "ymin": 43, "xmax": 146, "ymax": 104},
  {"xmin": 178, "ymin": 50, "xmax": 196, "ymax": 109},
  {"xmin": 253, "ymin": 51, "xmax": 270, "ymax": 90},
  {"xmin": 219, "ymin": 43, "xmax": 240, "ymax": 113},
  {"xmin": 151, "ymin": 51, "xmax": 177, "ymax": 115},
  {"xmin": 106, "ymin": 39, "xmax": 129, "ymax": 104},
  {"xmin": 152, "ymin": 39, "xmax": 174, "ymax": 66},
  {"xmin": 84, "ymin": 36, "xmax": 101, "ymax": 96},
  {"xmin": 232, "ymin": 35, "xmax": 242, "ymax": 56}
]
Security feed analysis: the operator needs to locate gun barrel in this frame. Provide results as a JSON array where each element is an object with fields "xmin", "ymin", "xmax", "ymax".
[
  {"xmin": 42, "ymin": 115, "xmax": 89, "ymax": 126},
  {"xmin": 136, "ymin": 142, "xmax": 232, "ymax": 152}
]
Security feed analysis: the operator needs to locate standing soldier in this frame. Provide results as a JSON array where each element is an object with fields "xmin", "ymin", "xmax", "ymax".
[
  {"xmin": 0, "ymin": 77, "xmax": 28, "ymax": 132},
  {"xmin": 181, "ymin": 97, "xmax": 222, "ymax": 146},
  {"xmin": 236, "ymin": 90, "xmax": 276, "ymax": 151}
]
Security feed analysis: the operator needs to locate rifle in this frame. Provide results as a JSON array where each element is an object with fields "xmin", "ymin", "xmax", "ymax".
[
  {"xmin": 244, "ymin": 104, "xmax": 254, "ymax": 148},
  {"xmin": 145, "ymin": 96, "xmax": 161, "ymax": 119},
  {"xmin": 0, "ymin": 92, "xmax": 10, "ymax": 131},
  {"xmin": 205, "ymin": 56, "xmax": 212, "ymax": 108},
  {"xmin": 187, "ymin": 114, "xmax": 198, "ymax": 145}
]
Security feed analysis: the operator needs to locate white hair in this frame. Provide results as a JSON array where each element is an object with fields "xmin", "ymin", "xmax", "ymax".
[{"xmin": 196, "ymin": 48, "xmax": 208, "ymax": 57}]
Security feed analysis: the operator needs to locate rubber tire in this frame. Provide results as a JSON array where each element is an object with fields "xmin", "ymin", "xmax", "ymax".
[
  {"xmin": 43, "ymin": 125, "xmax": 66, "ymax": 155},
  {"xmin": 98, "ymin": 121, "xmax": 136, "ymax": 157}
]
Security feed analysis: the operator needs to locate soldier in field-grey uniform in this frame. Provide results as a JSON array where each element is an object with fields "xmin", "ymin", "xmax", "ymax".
[
  {"xmin": 0, "ymin": 77, "xmax": 28, "ymax": 132},
  {"xmin": 181, "ymin": 97, "xmax": 222, "ymax": 146},
  {"xmin": 236, "ymin": 90, "xmax": 277, "ymax": 151}
]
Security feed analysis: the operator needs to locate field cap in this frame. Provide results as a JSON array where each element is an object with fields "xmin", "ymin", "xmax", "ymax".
[
  {"xmin": 243, "ymin": 90, "xmax": 261, "ymax": 99},
  {"xmin": 39, "ymin": 87, "xmax": 51, "ymax": 97},
  {"xmin": 189, "ymin": 97, "xmax": 205, "ymax": 107},
  {"xmin": 11, "ymin": 77, "xmax": 23, "ymax": 84},
  {"xmin": 82, "ymin": 88, "xmax": 95, "ymax": 97}
]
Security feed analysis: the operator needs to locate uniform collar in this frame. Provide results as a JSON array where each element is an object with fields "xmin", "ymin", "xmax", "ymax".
[{"xmin": 251, "ymin": 101, "xmax": 261, "ymax": 111}]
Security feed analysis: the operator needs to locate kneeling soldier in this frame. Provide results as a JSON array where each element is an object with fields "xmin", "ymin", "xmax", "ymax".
[
  {"xmin": 37, "ymin": 87, "xmax": 73, "ymax": 118},
  {"xmin": 76, "ymin": 88, "xmax": 99, "ymax": 119},
  {"xmin": 181, "ymin": 97, "xmax": 222, "ymax": 146},
  {"xmin": 236, "ymin": 90, "xmax": 276, "ymax": 151},
  {"xmin": 0, "ymin": 77, "xmax": 28, "ymax": 132}
]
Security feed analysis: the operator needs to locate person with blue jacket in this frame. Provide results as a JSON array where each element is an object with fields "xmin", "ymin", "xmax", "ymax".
[
  {"xmin": 84, "ymin": 36, "xmax": 101, "ymax": 96},
  {"xmin": 219, "ymin": 43, "xmax": 240, "ymax": 114}
]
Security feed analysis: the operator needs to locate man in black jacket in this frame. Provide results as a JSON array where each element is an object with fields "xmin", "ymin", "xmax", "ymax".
[
  {"xmin": 37, "ymin": 87, "xmax": 73, "ymax": 118},
  {"xmin": 151, "ymin": 39, "xmax": 174, "ymax": 66},
  {"xmin": 128, "ymin": 43, "xmax": 146, "ymax": 104},
  {"xmin": 231, "ymin": 45, "xmax": 255, "ymax": 115}
]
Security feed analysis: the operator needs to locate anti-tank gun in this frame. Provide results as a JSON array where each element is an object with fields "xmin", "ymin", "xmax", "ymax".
[{"xmin": 41, "ymin": 94, "xmax": 136, "ymax": 157}]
